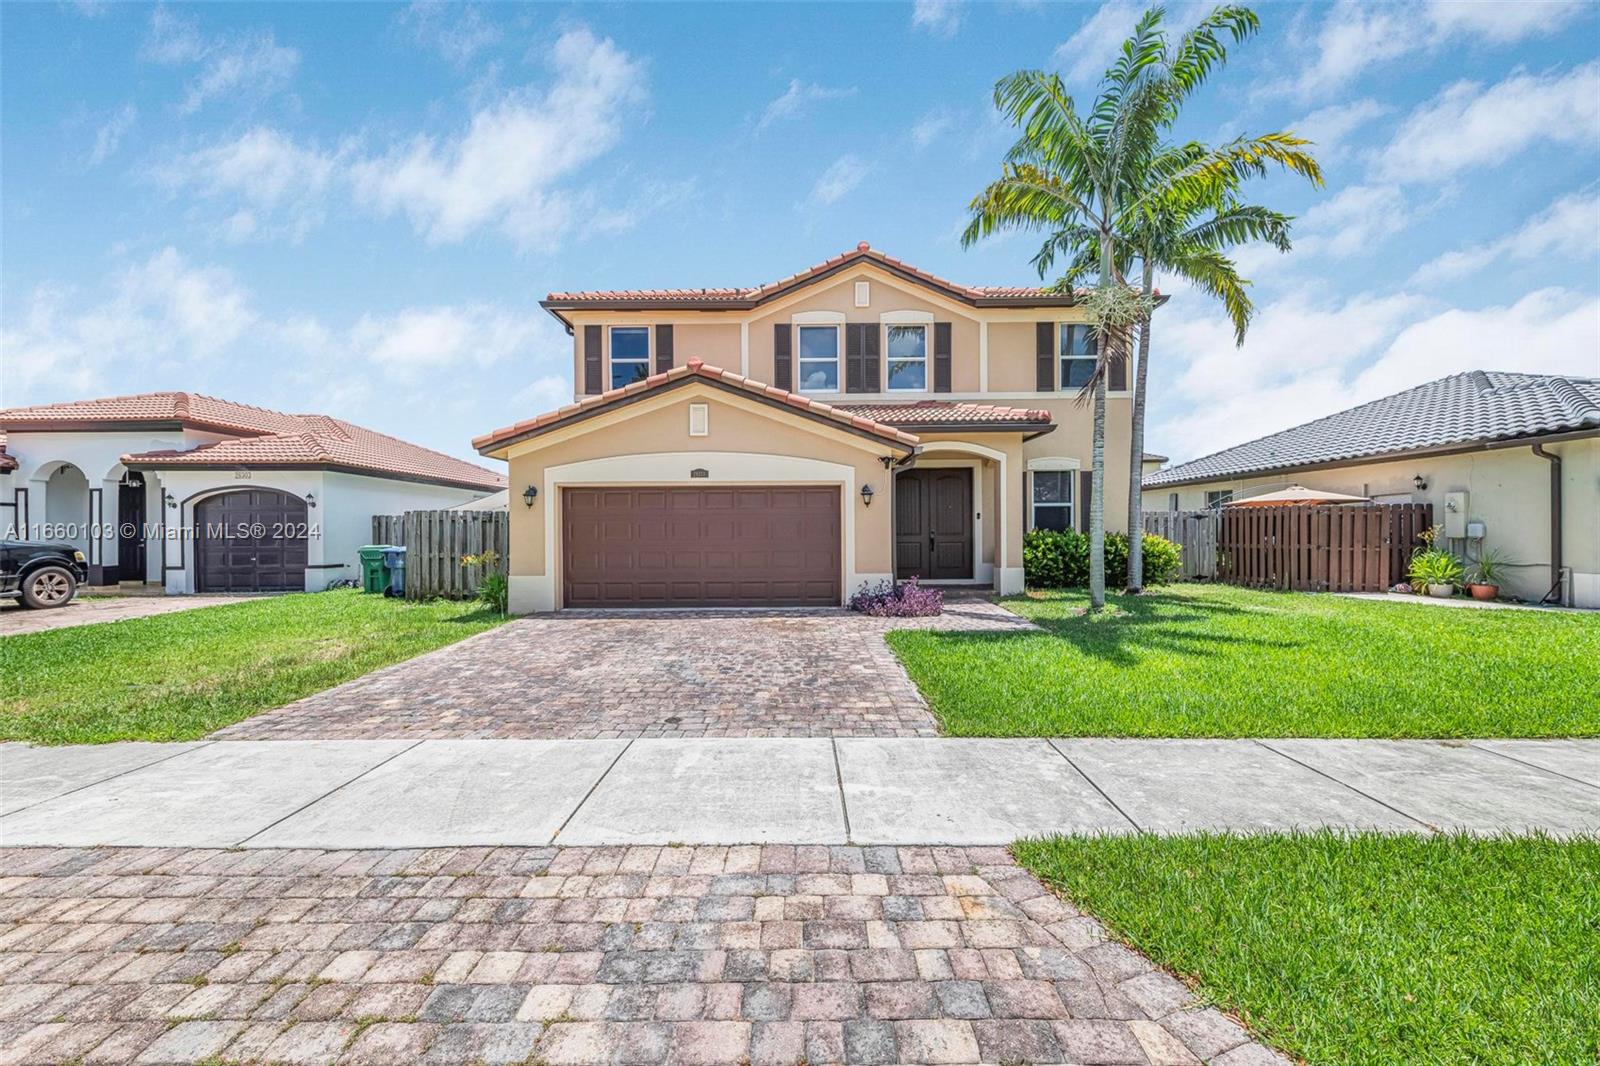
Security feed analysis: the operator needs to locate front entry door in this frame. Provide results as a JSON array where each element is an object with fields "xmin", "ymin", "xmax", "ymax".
[
  {"xmin": 117, "ymin": 474, "xmax": 146, "ymax": 583},
  {"xmin": 895, "ymin": 468, "xmax": 973, "ymax": 580}
]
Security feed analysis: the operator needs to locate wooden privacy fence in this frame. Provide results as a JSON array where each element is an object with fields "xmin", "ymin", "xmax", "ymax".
[
  {"xmin": 1216, "ymin": 503, "xmax": 1432, "ymax": 593},
  {"xmin": 1142, "ymin": 510, "xmax": 1219, "ymax": 580},
  {"xmin": 371, "ymin": 510, "xmax": 508, "ymax": 600}
]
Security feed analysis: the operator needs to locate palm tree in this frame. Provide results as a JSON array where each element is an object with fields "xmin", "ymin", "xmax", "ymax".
[{"xmin": 963, "ymin": 4, "xmax": 1320, "ymax": 608}]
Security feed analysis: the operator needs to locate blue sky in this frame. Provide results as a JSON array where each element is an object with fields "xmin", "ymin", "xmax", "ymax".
[{"xmin": 4, "ymin": 0, "xmax": 1598, "ymax": 466}]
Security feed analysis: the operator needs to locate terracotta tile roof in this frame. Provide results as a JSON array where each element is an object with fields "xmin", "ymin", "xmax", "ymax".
[
  {"xmin": 544, "ymin": 242, "xmax": 1087, "ymax": 310},
  {"xmin": 833, "ymin": 400, "xmax": 1054, "ymax": 428},
  {"xmin": 1145, "ymin": 371, "xmax": 1600, "ymax": 488},
  {"xmin": 0, "ymin": 392, "xmax": 504, "ymax": 491},
  {"xmin": 474, "ymin": 359, "xmax": 921, "ymax": 455}
]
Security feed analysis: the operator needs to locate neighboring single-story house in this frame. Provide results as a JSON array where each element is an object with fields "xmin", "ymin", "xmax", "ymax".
[
  {"xmin": 1144, "ymin": 371, "xmax": 1600, "ymax": 607},
  {"xmin": 0, "ymin": 392, "xmax": 504, "ymax": 593},
  {"xmin": 474, "ymin": 242, "xmax": 1145, "ymax": 613}
]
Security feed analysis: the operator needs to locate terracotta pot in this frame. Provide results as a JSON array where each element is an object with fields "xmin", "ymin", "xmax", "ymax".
[
  {"xmin": 1427, "ymin": 583, "xmax": 1456, "ymax": 598},
  {"xmin": 1468, "ymin": 583, "xmax": 1499, "ymax": 601}
]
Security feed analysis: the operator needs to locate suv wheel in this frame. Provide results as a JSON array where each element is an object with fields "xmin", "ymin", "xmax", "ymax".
[{"xmin": 20, "ymin": 566, "xmax": 77, "ymax": 609}]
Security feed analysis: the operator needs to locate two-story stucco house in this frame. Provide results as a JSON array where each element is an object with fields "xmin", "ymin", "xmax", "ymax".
[{"xmin": 474, "ymin": 243, "xmax": 1137, "ymax": 612}]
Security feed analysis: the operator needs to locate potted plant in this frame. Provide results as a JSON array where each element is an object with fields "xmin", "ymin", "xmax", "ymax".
[
  {"xmin": 1466, "ymin": 549, "xmax": 1508, "ymax": 601},
  {"xmin": 1408, "ymin": 545, "xmax": 1465, "ymax": 598}
]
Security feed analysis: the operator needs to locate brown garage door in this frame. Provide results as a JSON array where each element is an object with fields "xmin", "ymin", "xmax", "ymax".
[
  {"xmin": 563, "ymin": 486, "xmax": 841, "ymax": 607},
  {"xmin": 195, "ymin": 489, "xmax": 309, "ymax": 593}
]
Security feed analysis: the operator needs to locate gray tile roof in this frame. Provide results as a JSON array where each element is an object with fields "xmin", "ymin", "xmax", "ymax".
[{"xmin": 1145, "ymin": 371, "xmax": 1600, "ymax": 488}]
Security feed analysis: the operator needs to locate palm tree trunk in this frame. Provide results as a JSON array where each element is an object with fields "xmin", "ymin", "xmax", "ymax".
[
  {"xmin": 1125, "ymin": 258, "xmax": 1155, "ymax": 593},
  {"xmin": 1088, "ymin": 226, "xmax": 1113, "ymax": 610}
]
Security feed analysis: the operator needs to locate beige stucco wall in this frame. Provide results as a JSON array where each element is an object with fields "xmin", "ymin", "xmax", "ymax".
[
  {"xmin": 502, "ymin": 384, "xmax": 902, "ymax": 612},
  {"xmin": 1150, "ymin": 436, "xmax": 1600, "ymax": 606},
  {"xmin": 554, "ymin": 266, "xmax": 1135, "ymax": 539}
]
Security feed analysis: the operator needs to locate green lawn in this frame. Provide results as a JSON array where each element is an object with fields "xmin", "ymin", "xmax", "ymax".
[
  {"xmin": 888, "ymin": 584, "xmax": 1600, "ymax": 737},
  {"xmin": 0, "ymin": 590, "xmax": 504, "ymax": 744},
  {"xmin": 1014, "ymin": 832, "xmax": 1600, "ymax": 1066}
]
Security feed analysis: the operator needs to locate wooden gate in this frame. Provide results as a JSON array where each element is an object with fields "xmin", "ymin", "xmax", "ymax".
[
  {"xmin": 372, "ymin": 510, "xmax": 509, "ymax": 600},
  {"xmin": 1216, "ymin": 503, "xmax": 1432, "ymax": 593},
  {"xmin": 1142, "ymin": 510, "xmax": 1219, "ymax": 579}
]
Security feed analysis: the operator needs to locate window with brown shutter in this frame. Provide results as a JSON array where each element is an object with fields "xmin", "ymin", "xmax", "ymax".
[
  {"xmin": 933, "ymin": 322, "xmax": 952, "ymax": 393},
  {"xmin": 845, "ymin": 324, "xmax": 864, "ymax": 393},
  {"xmin": 773, "ymin": 323, "xmax": 793, "ymax": 390},
  {"xmin": 583, "ymin": 325, "xmax": 602, "ymax": 395},
  {"xmin": 1078, "ymin": 471, "xmax": 1093, "ymax": 533},
  {"xmin": 655, "ymin": 324, "xmax": 674, "ymax": 374},
  {"xmin": 1036, "ymin": 322, "xmax": 1054, "ymax": 392}
]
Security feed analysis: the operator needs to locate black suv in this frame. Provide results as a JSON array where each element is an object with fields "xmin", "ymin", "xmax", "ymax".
[{"xmin": 1, "ymin": 540, "xmax": 89, "ymax": 609}]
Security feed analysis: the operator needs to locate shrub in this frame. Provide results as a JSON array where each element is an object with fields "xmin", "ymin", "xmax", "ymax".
[
  {"xmin": 1408, "ymin": 548, "xmax": 1464, "ymax": 588},
  {"xmin": 461, "ymin": 549, "xmax": 509, "ymax": 614},
  {"xmin": 1023, "ymin": 529, "xmax": 1183, "ymax": 589},
  {"xmin": 848, "ymin": 577, "xmax": 943, "ymax": 617}
]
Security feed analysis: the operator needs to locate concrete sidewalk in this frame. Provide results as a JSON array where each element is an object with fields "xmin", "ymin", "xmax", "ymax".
[{"xmin": 2, "ymin": 738, "xmax": 1595, "ymax": 848}]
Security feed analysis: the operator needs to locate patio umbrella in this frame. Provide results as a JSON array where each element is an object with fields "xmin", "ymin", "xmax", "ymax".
[{"xmin": 1227, "ymin": 485, "xmax": 1371, "ymax": 506}]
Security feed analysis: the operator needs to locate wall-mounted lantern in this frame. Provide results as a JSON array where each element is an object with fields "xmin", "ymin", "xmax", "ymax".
[
  {"xmin": 305, "ymin": 492, "xmax": 317, "ymax": 509},
  {"xmin": 1412, "ymin": 474, "xmax": 1427, "ymax": 492},
  {"xmin": 860, "ymin": 484, "xmax": 875, "ymax": 507},
  {"xmin": 522, "ymin": 485, "xmax": 539, "ymax": 508}
]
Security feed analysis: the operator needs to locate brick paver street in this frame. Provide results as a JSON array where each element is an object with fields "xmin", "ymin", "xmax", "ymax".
[
  {"xmin": 216, "ymin": 599, "xmax": 1032, "ymax": 741},
  {"xmin": 0, "ymin": 595, "xmax": 257, "ymax": 637},
  {"xmin": 0, "ymin": 844, "xmax": 1283, "ymax": 1065}
]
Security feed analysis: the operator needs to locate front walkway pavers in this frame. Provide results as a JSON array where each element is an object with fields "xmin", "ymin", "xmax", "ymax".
[
  {"xmin": 211, "ymin": 600, "xmax": 1032, "ymax": 742},
  {"xmin": 0, "ymin": 844, "xmax": 1289, "ymax": 1065}
]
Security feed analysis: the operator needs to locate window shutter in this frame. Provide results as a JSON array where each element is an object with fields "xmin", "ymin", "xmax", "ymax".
[
  {"xmin": 1107, "ymin": 330, "xmax": 1126, "ymax": 391},
  {"xmin": 845, "ymin": 324, "xmax": 864, "ymax": 393},
  {"xmin": 583, "ymin": 325, "xmax": 602, "ymax": 395},
  {"xmin": 773, "ymin": 324, "xmax": 792, "ymax": 390},
  {"xmin": 863, "ymin": 322, "xmax": 880, "ymax": 391},
  {"xmin": 1036, "ymin": 322, "xmax": 1054, "ymax": 392},
  {"xmin": 933, "ymin": 322, "xmax": 952, "ymax": 393},
  {"xmin": 1078, "ymin": 471, "xmax": 1092, "ymax": 533},
  {"xmin": 655, "ymin": 325, "xmax": 674, "ymax": 374}
]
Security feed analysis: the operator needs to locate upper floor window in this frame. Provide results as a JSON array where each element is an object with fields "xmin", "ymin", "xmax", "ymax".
[
  {"xmin": 1059, "ymin": 324, "xmax": 1097, "ymax": 390},
  {"xmin": 1032, "ymin": 471, "xmax": 1075, "ymax": 531},
  {"xmin": 798, "ymin": 325, "xmax": 840, "ymax": 391},
  {"xmin": 610, "ymin": 327, "xmax": 650, "ymax": 389},
  {"xmin": 886, "ymin": 325, "xmax": 927, "ymax": 391}
]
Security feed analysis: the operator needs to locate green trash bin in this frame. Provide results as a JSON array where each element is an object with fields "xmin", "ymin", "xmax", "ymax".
[{"xmin": 359, "ymin": 545, "xmax": 395, "ymax": 594}]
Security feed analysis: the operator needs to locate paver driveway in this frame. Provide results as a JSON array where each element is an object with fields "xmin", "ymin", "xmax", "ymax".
[
  {"xmin": 216, "ymin": 599, "xmax": 1031, "ymax": 741},
  {"xmin": 0, "ymin": 595, "xmax": 257, "ymax": 637},
  {"xmin": 0, "ymin": 844, "xmax": 1284, "ymax": 1065}
]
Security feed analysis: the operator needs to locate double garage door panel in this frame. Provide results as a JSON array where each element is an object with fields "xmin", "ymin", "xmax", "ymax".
[
  {"xmin": 196, "ymin": 490, "xmax": 309, "ymax": 593},
  {"xmin": 564, "ymin": 486, "xmax": 840, "ymax": 607}
]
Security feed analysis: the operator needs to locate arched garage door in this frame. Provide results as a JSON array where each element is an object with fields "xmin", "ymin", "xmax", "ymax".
[{"xmin": 195, "ymin": 490, "xmax": 309, "ymax": 593}]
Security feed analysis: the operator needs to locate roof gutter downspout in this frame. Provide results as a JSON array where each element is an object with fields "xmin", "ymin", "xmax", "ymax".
[{"xmin": 1530, "ymin": 442, "xmax": 1564, "ymax": 605}]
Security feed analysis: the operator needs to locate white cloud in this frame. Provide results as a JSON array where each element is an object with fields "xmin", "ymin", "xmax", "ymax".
[
  {"xmin": 139, "ymin": 7, "xmax": 300, "ymax": 114},
  {"xmin": 912, "ymin": 0, "xmax": 963, "ymax": 37},
  {"xmin": 1291, "ymin": 0, "xmax": 1580, "ymax": 98},
  {"xmin": 1291, "ymin": 98, "xmax": 1388, "ymax": 162},
  {"xmin": 351, "ymin": 305, "xmax": 550, "ymax": 376},
  {"xmin": 351, "ymin": 27, "xmax": 645, "ymax": 248},
  {"xmin": 1378, "ymin": 63, "xmax": 1600, "ymax": 181},
  {"xmin": 0, "ymin": 248, "xmax": 257, "ymax": 399},
  {"xmin": 86, "ymin": 104, "xmax": 137, "ymax": 167},
  {"xmin": 758, "ymin": 79, "xmax": 856, "ymax": 131},
  {"xmin": 1295, "ymin": 183, "xmax": 1410, "ymax": 258},
  {"xmin": 1149, "ymin": 282, "xmax": 1600, "ymax": 462},
  {"xmin": 1426, "ymin": 0, "xmax": 1581, "ymax": 44},
  {"xmin": 911, "ymin": 108, "xmax": 955, "ymax": 148},
  {"xmin": 1051, "ymin": 0, "xmax": 1140, "ymax": 85},
  {"xmin": 400, "ymin": 2, "xmax": 502, "ymax": 65},
  {"xmin": 808, "ymin": 155, "xmax": 869, "ymax": 206},
  {"xmin": 1411, "ymin": 190, "xmax": 1600, "ymax": 283},
  {"xmin": 156, "ymin": 126, "xmax": 341, "ymax": 240}
]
